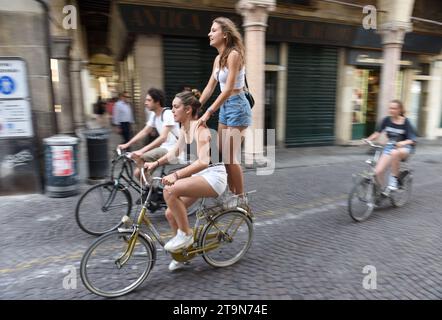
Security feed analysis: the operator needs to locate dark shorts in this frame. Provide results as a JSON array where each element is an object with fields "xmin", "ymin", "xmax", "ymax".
[{"xmin": 383, "ymin": 143, "xmax": 414, "ymax": 155}]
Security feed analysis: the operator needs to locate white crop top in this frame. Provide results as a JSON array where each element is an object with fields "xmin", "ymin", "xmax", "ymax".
[{"xmin": 213, "ymin": 66, "xmax": 245, "ymax": 92}]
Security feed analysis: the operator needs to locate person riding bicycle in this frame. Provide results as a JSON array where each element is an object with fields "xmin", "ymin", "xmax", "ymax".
[
  {"xmin": 364, "ymin": 99, "xmax": 417, "ymax": 191},
  {"xmin": 118, "ymin": 88, "xmax": 180, "ymax": 179},
  {"xmin": 144, "ymin": 89, "xmax": 227, "ymax": 271}
]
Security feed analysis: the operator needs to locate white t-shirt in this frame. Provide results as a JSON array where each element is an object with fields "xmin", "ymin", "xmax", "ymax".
[{"xmin": 146, "ymin": 109, "xmax": 180, "ymax": 151}]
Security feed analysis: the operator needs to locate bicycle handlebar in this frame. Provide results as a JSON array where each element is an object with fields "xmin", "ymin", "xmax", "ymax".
[
  {"xmin": 116, "ymin": 148, "xmax": 134, "ymax": 161},
  {"xmin": 363, "ymin": 139, "xmax": 383, "ymax": 149},
  {"xmin": 140, "ymin": 167, "xmax": 162, "ymax": 187}
]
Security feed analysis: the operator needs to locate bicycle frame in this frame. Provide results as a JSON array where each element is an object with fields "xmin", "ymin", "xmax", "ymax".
[
  {"xmin": 356, "ymin": 141, "xmax": 412, "ymax": 199},
  {"xmin": 115, "ymin": 170, "xmax": 253, "ymax": 267},
  {"xmin": 112, "ymin": 150, "xmax": 188, "ymax": 197}
]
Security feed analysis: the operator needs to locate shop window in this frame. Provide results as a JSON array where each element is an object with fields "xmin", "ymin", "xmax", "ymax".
[
  {"xmin": 265, "ymin": 44, "xmax": 279, "ymax": 65},
  {"xmin": 352, "ymin": 69, "xmax": 368, "ymax": 125},
  {"xmin": 351, "ymin": 68, "xmax": 380, "ymax": 139}
]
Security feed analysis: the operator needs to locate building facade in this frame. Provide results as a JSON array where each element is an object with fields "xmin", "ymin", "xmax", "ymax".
[
  {"xmin": 108, "ymin": 0, "xmax": 442, "ymax": 148},
  {"xmin": 0, "ymin": 0, "xmax": 441, "ymax": 194}
]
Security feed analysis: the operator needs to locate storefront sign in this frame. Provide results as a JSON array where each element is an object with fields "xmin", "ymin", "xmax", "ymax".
[
  {"xmin": 347, "ymin": 49, "xmax": 419, "ymax": 68},
  {"xmin": 118, "ymin": 4, "xmax": 355, "ymax": 45},
  {"xmin": 118, "ymin": 4, "xmax": 442, "ymax": 54},
  {"xmin": 119, "ymin": 4, "xmax": 240, "ymax": 37}
]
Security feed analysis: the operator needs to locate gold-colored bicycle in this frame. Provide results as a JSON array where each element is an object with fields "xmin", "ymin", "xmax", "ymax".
[{"xmin": 80, "ymin": 169, "xmax": 255, "ymax": 298}]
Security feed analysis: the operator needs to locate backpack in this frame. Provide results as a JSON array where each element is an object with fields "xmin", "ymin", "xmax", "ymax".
[{"xmin": 152, "ymin": 107, "xmax": 179, "ymax": 140}]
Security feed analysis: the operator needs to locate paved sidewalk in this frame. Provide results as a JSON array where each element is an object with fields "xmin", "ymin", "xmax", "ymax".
[
  {"xmin": 1, "ymin": 120, "xmax": 441, "ymax": 300},
  {"xmin": 77, "ymin": 116, "xmax": 442, "ymax": 184},
  {"xmin": 1, "ymin": 149, "xmax": 441, "ymax": 300}
]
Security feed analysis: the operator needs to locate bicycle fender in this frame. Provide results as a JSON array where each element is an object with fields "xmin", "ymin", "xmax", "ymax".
[
  {"xmin": 138, "ymin": 231, "xmax": 157, "ymax": 266},
  {"xmin": 212, "ymin": 208, "xmax": 253, "ymax": 224}
]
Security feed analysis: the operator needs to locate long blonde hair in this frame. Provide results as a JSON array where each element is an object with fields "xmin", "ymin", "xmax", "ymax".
[{"xmin": 213, "ymin": 17, "xmax": 245, "ymax": 69}]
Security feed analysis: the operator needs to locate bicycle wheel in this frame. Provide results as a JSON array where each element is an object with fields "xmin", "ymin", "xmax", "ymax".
[
  {"xmin": 200, "ymin": 210, "xmax": 253, "ymax": 267},
  {"xmin": 75, "ymin": 182, "xmax": 132, "ymax": 236},
  {"xmin": 348, "ymin": 179, "xmax": 375, "ymax": 222},
  {"xmin": 80, "ymin": 231, "xmax": 155, "ymax": 298},
  {"xmin": 390, "ymin": 171, "xmax": 412, "ymax": 207}
]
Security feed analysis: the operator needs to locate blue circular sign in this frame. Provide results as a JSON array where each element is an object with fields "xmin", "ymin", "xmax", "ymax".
[{"xmin": 0, "ymin": 76, "xmax": 15, "ymax": 95}]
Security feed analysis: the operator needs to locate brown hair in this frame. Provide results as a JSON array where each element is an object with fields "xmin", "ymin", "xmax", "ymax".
[
  {"xmin": 391, "ymin": 99, "xmax": 406, "ymax": 116},
  {"xmin": 212, "ymin": 17, "xmax": 245, "ymax": 69},
  {"xmin": 175, "ymin": 89, "xmax": 202, "ymax": 118}
]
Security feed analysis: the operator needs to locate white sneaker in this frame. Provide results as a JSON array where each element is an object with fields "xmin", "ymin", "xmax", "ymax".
[
  {"xmin": 164, "ymin": 229, "xmax": 194, "ymax": 252},
  {"xmin": 215, "ymin": 189, "xmax": 229, "ymax": 206},
  {"xmin": 388, "ymin": 176, "xmax": 398, "ymax": 191},
  {"xmin": 168, "ymin": 259, "xmax": 188, "ymax": 272},
  {"xmin": 219, "ymin": 190, "xmax": 236, "ymax": 209}
]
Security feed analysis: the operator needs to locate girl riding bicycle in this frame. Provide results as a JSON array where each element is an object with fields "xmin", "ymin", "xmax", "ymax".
[
  {"xmin": 144, "ymin": 89, "xmax": 227, "ymax": 270},
  {"xmin": 364, "ymin": 99, "xmax": 417, "ymax": 190}
]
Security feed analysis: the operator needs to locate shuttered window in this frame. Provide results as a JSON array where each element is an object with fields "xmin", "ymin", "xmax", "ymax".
[
  {"xmin": 163, "ymin": 37, "xmax": 220, "ymax": 129},
  {"xmin": 286, "ymin": 44, "xmax": 338, "ymax": 147}
]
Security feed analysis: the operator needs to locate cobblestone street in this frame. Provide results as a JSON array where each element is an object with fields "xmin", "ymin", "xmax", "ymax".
[{"xmin": 0, "ymin": 143, "xmax": 441, "ymax": 300}]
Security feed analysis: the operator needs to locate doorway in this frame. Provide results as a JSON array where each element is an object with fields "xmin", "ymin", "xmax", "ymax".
[
  {"xmin": 351, "ymin": 68, "xmax": 380, "ymax": 139},
  {"xmin": 264, "ymin": 71, "xmax": 277, "ymax": 146}
]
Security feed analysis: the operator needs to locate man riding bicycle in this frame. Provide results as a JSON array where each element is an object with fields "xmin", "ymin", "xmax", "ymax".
[
  {"xmin": 364, "ymin": 99, "xmax": 417, "ymax": 191},
  {"xmin": 118, "ymin": 88, "xmax": 180, "ymax": 179}
]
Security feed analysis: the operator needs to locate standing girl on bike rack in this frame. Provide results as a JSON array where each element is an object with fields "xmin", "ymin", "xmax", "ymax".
[
  {"xmin": 198, "ymin": 17, "xmax": 252, "ymax": 204},
  {"xmin": 144, "ymin": 89, "xmax": 228, "ymax": 269},
  {"xmin": 364, "ymin": 99, "xmax": 417, "ymax": 190}
]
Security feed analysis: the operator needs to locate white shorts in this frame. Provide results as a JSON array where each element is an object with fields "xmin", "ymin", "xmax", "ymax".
[{"xmin": 193, "ymin": 163, "xmax": 227, "ymax": 196}]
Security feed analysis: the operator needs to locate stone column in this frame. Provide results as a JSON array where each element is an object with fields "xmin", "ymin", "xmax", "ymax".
[
  {"xmin": 69, "ymin": 0, "xmax": 88, "ymax": 131},
  {"xmin": 70, "ymin": 58, "xmax": 86, "ymax": 130},
  {"xmin": 52, "ymin": 36, "xmax": 75, "ymax": 134},
  {"xmin": 377, "ymin": 22, "xmax": 412, "ymax": 123},
  {"xmin": 376, "ymin": 0, "xmax": 414, "ymax": 123},
  {"xmin": 335, "ymin": 49, "xmax": 355, "ymax": 144},
  {"xmin": 276, "ymin": 43, "xmax": 288, "ymax": 147},
  {"xmin": 425, "ymin": 59, "xmax": 442, "ymax": 139},
  {"xmin": 236, "ymin": 0, "xmax": 275, "ymax": 166}
]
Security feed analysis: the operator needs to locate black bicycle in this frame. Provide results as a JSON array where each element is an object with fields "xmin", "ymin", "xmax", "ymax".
[{"xmin": 75, "ymin": 149, "xmax": 202, "ymax": 236}]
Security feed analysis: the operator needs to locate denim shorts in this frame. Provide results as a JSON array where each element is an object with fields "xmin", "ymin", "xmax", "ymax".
[
  {"xmin": 219, "ymin": 92, "xmax": 252, "ymax": 127},
  {"xmin": 383, "ymin": 143, "xmax": 414, "ymax": 155}
]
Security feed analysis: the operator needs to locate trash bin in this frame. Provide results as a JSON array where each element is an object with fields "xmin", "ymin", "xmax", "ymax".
[
  {"xmin": 44, "ymin": 135, "xmax": 80, "ymax": 198},
  {"xmin": 84, "ymin": 128, "xmax": 110, "ymax": 180}
]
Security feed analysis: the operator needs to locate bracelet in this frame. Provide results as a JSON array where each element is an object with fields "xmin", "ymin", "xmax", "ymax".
[{"xmin": 207, "ymin": 107, "xmax": 214, "ymax": 115}]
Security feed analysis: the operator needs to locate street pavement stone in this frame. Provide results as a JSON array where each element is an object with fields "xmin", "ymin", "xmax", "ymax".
[{"xmin": 0, "ymin": 140, "xmax": 441, "ymax": 300}]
